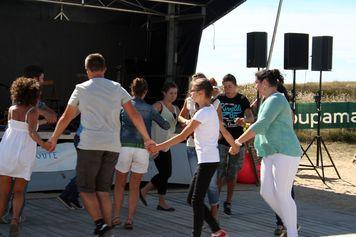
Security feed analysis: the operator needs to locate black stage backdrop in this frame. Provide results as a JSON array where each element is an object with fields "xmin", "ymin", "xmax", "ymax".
[{"xmin": 0, "ymin": 0, "xmax": 245, "ymax": 122}]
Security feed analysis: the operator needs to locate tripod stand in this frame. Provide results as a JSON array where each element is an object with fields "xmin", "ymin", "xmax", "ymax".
[
  {"xmin": 299, "ymin": 71, "xmax": 341, "ymax": 183},
  {"xmin": 290, "ymin": 70, "xmax": 323, "ymax": 181}
]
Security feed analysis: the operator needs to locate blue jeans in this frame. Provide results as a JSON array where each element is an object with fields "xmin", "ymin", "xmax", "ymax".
[
  {"xmin": 60, "ymin": 176, "xmax": 79, "ymax": 202},
  {"xmin": 187, "ymin": 147, "xmax": 219, "ymax": 206}
]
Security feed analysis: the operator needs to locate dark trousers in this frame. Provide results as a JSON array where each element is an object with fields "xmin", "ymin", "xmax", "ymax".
[
  {"xmin": 151, "ymin": 150, "xmax": 172, "ymax": 195},
  {"xmin": 187, "ymin": 162, "xmax": 220, "ymax": 237},
  {"xmin": 276, "ymin": 185, "xmax": 295, "ymax": 226},
  {"xmin": 60, "ymin": 176, "xmax": 79, "ymax": 202}
]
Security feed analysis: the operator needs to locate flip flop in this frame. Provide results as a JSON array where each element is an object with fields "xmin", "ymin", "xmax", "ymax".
[
  {"xmin": 157, "ymin": 205, "xmax": 175, "ymax": 212},
  {"xmin": 124, "ymin": 221, "xmax": 133, "ymax": 230},
  {"xmin": 112, "ymin": 216, "xmax": 122, "ymax": 227}
]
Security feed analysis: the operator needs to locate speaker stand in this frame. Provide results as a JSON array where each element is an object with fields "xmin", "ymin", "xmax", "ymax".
[
  {"xmin": 291, "ymin": 70, "xmax": 323, "ymax": 181},
  {"xmin": 299, "ymin": 71, "xmax": 341, "ymax": 183}
]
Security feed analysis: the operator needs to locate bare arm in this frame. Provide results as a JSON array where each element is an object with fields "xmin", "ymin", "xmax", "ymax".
[
  {"xmin": 235, "ymin": 126, "xmax": 256, "ymax": 146},
  {"xmin": 123, "ymin": 101, "xmax": 151, "ymax": 142},
  {"xmin": 235, "ymin": 108, "xmax": 254, "ymax": 126},
  {"xmin": 27, "ymin": 108, "xmax": 49, "ymax": 150},
  {"xmin": 152, "ymin": 120, "xmax": 199, "ymax": 153},
  {"xmin": 152, "ymin": 102, "xmax": 162, "ymax": 112},
  {"xmin": 48, "ymin": 105, "xmax": 79, "ymax": 151},
  {"xmin": 244, "ymin": 108, "xmax": 254, "ymax": 123},
  {"xmin": 178, "ymin": 99, "xmax": 190, "ymax": 125}
]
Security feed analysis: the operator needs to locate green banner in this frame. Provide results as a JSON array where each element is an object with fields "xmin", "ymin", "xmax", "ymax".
[{"xmin": 294, "ymin": 102, "xmax": 356, "ymax": 129}]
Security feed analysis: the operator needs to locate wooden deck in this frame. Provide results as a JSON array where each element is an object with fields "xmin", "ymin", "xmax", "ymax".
[{"xmin": 0, "ymin": 185, "xmax": 355, "ymax": 237}]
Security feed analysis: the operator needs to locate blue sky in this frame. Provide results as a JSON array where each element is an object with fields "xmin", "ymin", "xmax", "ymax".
[{"xmin": 196, "ymin": 0, "xmax": 356, "ymax": 85}]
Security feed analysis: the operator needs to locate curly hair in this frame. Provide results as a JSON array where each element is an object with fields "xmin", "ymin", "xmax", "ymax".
[{"xmin": 10, "ymin": 77, "xmax": 40, "ymax": 106}]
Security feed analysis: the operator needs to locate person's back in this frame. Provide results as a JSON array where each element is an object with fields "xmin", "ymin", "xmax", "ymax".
[
  {"xmin": 121, "ymin": 98, "xmax": 169, "ymax": 148},
  {"xmin": 72, "ymin": 77, "xmax": 130, "ymax": 152}
]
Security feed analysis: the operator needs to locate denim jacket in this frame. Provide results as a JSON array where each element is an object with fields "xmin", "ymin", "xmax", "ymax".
[{"xmin": 120, "ymin": 97, "xmax": 170, "ymax": 148}]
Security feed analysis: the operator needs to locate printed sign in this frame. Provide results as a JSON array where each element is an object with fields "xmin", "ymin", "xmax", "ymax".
[{"xmin": 294, "ymin": 102, "xmax": 356, "ymax": 129}]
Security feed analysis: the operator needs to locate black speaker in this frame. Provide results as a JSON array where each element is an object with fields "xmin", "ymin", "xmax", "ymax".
[
  {"xmin": 312, "ymin": 36, "xmax": 333, "ymax": 71},
  {"xmin": 247, "ymin": 32, "xmax": 267, "ymax": 68},
  {"xmin": 284, "ymin": 33, "xmax": 309, "ymax": 70}
]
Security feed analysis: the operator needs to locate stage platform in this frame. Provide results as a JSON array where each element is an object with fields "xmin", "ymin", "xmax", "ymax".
[{"xmin": 0, "ymin": 185, "xmax": 355, "ymax": 237}]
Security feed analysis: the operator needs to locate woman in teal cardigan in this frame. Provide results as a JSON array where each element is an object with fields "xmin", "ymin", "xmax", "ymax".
[{"xmin": 234, "ymin": 69, "xmax": 302, "ymax": 237}]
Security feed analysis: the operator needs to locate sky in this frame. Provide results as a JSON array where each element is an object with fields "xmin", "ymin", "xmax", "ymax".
[{"xmin": 196, "ymin": 0, "xmax": 356, "ymax": 85}]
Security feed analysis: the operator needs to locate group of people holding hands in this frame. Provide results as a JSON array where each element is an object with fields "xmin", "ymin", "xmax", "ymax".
[{"xmin": 0, "ymin": 53, "xmax": 301, "ymax": 237}]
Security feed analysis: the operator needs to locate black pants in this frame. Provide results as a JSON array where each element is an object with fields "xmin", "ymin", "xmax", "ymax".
[
  {"xmin": 187, "ymin": 162, "xmax": 220, "ymax": 237},
  {"xmin": 276, "ymin": 185, "xmax": 295, "ymax": 225},
  {"xmin": 151, "ymin": 150, "xmax": 172, "ymax": 195}
]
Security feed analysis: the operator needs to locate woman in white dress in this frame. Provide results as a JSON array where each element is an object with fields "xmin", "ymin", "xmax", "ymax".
[{"xmin": 0, "ymin": 77, "xmax": 50, "ymax": 236}]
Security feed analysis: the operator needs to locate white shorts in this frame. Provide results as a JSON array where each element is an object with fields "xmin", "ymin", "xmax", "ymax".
[{"xmin": 115, "ymin": 147, "xmax": 149, "ymax": 174}]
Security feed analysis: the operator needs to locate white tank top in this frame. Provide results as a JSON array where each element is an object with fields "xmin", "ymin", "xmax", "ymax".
[{"xmin": 151, "ymin": 102, "xmax": 178, "ymax": 152}]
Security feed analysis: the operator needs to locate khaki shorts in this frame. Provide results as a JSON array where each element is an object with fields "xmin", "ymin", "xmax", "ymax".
[
  {"xmin": 76, "ymin": 148, "xmax": 118, "ymax": 192},
  {"xmin": 115, "ymin": 147, "xmax": 149, "ymax": 174}
]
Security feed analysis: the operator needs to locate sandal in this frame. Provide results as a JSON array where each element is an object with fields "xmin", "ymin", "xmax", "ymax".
[
  {"xmin": 124, "ymin": 220, "xmax": 133, "ymax": 230},
  {"xmin": 112, "ymin": 216, "xmax": 122, "ymax": 227},
  {"xmin": 9, "ymin": 219, "xmax": 19, "ymax": 237}
]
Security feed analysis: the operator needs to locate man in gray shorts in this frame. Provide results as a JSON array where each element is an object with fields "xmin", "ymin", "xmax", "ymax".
[
  {"xmin": 48, "ymin": 53, "xmax": 153, "ymax": 236},
  {"xmin": 216, "ymin": 74, "xmax": 254, "ymax": 216}
]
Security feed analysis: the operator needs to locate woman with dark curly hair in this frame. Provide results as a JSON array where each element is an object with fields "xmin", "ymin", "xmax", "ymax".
[{"xmin": 0, "ymin": 77, "xmax": 51, "ymax": 236}]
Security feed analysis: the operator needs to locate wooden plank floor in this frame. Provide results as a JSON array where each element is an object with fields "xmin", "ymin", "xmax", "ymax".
[{"xmin": 0, "ymin": 187, "xmax": 355, "ymax": 237}]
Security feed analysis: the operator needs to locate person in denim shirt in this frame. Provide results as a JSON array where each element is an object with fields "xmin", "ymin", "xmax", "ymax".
[{"xmin": 113, "ymin": 78, "xmax": 169, "ymax": 229}]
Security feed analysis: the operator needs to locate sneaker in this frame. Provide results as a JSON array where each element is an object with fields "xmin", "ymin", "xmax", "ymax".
[
  {"xmin": 211, "ymin": 229, "xmax": 229, "ymax": 237},
  {"xmin": 274, "ymin": 225, "xmax": 284, "ymax": 235},
  {"xmin": 279, "ymin": 229, "xmax": 287, "ymax": 237},
  {"xmin": 57, "ymin": 196, "xmax": 75, "ymax": 210},
  {"xmin": 223, "ymin": 202, "xmax": 232, "ymax": 216},
  {"xmin": 70, "ymin": 200, "xmax": 84, "ymax": 209},
  {"xmin": 279, "ymin": 224, "xmax": 301, "ymax": 237},
  {"xmin": 96, "ymin": 224, "xmax": 112, "ymax": 237}
]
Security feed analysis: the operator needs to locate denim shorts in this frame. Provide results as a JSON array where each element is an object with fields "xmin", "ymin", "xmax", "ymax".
[{"xmin": 217, "ymin": 144, "xmax": 245, "ymax": 181}]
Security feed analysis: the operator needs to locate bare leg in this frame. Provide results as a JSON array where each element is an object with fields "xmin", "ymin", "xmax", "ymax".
[
  {"xmin": 113, "ymin": 171, "xmax": 127, "ymax": 223},
  {"xmin": 97, "ymin": 192, "xmax": 113, "ymax": 227},
  {"xmin": 226, "ymin": 180, "xmax": 235, "ymax": 203},
  {"xmin": 127, "ymin": 173, "xmax": 143, "ymax": 222},
  {"xmin": 11, "ymin": 178, "xmax": 27, "ymax": 223},
  {"xmin": 210, "ymin": 204, "xmax": 218, "ymax": 221},
  {"xmin": 0, "ymin": 176, "xmax": 11, "ymax": 217},
  {"xmin": 140, "ymin": 182, "xmax": 155, "ymax": 199},
  {"xmin": 80, "ymin": 192, "xmax": 102, "ymax": 222},
  {"xmin": 158, "ymin": 194, "xmax": 171, "ymax": 209}
]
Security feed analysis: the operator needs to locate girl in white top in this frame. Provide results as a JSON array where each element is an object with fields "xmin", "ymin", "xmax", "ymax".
[
  {"xmin": 140, "ymin": 82, "xmax": 179, "ymax": 211},
  {"xmin": 0, "ymin": 77, "xmax": 50, "ymax": 235},
  {"xmin": 150, "ymin": 78, "xmax": 238, "ymax": 237},
  {"xmin": 178, "ymin": 74, "xmax": 223, "ymax": 220}
]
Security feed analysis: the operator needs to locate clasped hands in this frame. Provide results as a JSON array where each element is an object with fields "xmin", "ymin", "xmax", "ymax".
[{"xmin": 144, "ymin": 139, "xmax": 160, "ymax": 156}]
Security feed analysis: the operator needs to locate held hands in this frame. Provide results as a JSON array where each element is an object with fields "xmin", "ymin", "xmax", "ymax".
[
  {"xmin": 47, "ymin": 136, "xmax": 58, "ymax": 152},
  {"xmin": 228, "ymin": 144, "xmax": 240, "ymax": 155},
  {"xmin": 144, "ymin": 139, "xmax": 159, "ymax": 156},
  {"xmin": 42, "ymin": 141, "xmax": 52, "ymax": 152},
  {"xmin": 229, "ymin": 139, "xmax": 242, "ymax": 155}
]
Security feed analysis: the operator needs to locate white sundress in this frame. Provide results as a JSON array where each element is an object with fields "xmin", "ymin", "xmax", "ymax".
[{"xmin": 0, "ymin": 108, "xmax": 37, "ymax": 181}]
